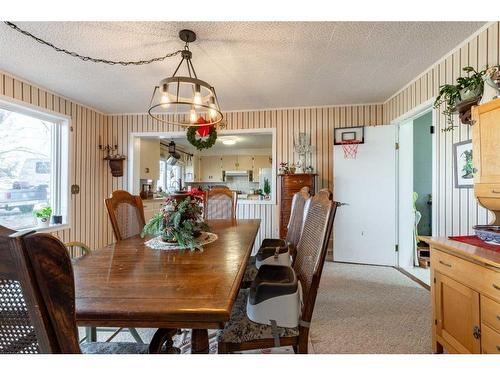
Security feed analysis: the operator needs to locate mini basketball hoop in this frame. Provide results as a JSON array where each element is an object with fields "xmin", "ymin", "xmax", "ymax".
[{"xmin": 340, "ymin": 139, "xmax": 361, "ymax": 159}]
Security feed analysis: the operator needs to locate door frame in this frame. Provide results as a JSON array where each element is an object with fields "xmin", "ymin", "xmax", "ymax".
[{"xmin": 391, "ymin": 98, "xmax": 437, "ymax": 267}]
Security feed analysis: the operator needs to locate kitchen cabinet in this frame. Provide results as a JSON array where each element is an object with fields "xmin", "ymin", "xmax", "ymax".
[
  {"xmin": 142, "ymin": 199, "xmax": 163, "ymax": 222},
  {"xmin": 237, "ymin": 155, "xmax": 253, "ymax": 171},
  {"xmin": 199, "ymin": 156, "xmax": 222, "ymax": 182},
  {"xmin": 221, "ymin": 155, "xmax": 253, "ymax": 171},
  {"xmin": 278, "ymin": 174, "xmax": 316, "ymax": 238},
  {"xmin": 472, "ymin": 97, "xmax": 500, "ymax": 224}
]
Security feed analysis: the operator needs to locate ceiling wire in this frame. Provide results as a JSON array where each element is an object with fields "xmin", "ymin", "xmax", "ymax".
[{"xmin": 3, "ymin": 21, "xmax": 183, "ymax": 66}]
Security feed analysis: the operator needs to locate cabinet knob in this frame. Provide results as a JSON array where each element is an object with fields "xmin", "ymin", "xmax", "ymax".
[{"xmin": 473, "ymin": 325, "xmax": 481, "ymax": 340}]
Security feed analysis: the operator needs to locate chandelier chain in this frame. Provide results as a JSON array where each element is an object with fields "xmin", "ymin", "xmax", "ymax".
[{"xmin": 4, "ymin": 21, "xmax": 183, "ymax": 66}]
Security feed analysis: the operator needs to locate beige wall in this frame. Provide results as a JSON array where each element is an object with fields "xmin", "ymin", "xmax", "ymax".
[{"xmin": 384, "ymin": 22, "xmax": 499, "ymax": 236}]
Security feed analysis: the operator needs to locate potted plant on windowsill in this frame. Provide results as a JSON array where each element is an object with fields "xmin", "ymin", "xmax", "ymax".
[
  {"xmin": 434, "ymin": 66, "xmax": 485, "ymax": 131},
  {"xmin": 34, "ymin": 206, "xmax": 52, "ymax": 228}
]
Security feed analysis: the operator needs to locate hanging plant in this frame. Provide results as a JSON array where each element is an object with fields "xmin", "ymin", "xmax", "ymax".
[
  {"xmin": 187, "ymin": 117, "xmax": 217, "ymax": 150},
  {"xmin": 434, "ymin": 66, "xmax": 485, "ymax": 131}
]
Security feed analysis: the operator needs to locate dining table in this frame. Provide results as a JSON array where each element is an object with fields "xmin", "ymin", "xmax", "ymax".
[{"xmin": 73, "ymin": 218, "xmax": 261, "ymax": 353}]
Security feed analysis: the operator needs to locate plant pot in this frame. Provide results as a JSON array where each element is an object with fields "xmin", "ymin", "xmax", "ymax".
[
  {"xmin": 460, "ymin": 87, "xmax": 482, "ymax": 101},
  {"xmin": 453, "ymin": 96, "xmax": 481, "ymax": 125},
  {"xmin": 36, "ymin": 217, "xmax": 51, "ymax": 228}
]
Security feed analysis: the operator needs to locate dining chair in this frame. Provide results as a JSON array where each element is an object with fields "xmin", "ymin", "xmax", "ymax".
[
  {"xmin": 217, "ymin": 189, "xmax": 340, "ymax": 354},
  {"xmin": 63, "ymin": 240, "xmax": 144, "ymax": 344},
  {"xmin": 203, "ymin": 188, "xmax": 238, "ymax": 220},
  {"xmin": 105, "ymin": 190, "xmax": 146, "ymax": 241},
  {"xmin": 0, "ymin": 228, "xmax": 158, "ymax": 354},
  {"xmin": 242, "ymin": 187, "xmax": 311, "ymax": 285}
]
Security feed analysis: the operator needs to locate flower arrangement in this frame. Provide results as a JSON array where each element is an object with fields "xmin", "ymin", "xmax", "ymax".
[{"xmin": 141, "ymin": 193, "xmax": 208, "ymax": 250}]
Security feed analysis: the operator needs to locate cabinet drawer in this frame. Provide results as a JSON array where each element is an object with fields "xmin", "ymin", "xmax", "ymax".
[
  {"xmin": 431, "ymin": 249, "xmax": 500, "ymax": 301},
  {"xmin": 475, "ymin": 183, "xmax": 500, "ymax": 199},
  {"xmin": 481, "ymin": 324, "xmax": 500, "ymax": 354},
  {"xmin": 282, "ymin": 175, "xmax": 312, "ymax": 189},
  {"xmin": 481, "ymin": 295, "xmax": 500, "ymax": 333}
]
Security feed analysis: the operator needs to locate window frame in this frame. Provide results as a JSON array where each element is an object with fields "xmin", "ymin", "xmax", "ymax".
[{"xmin": 0, "ymin": 95, "xmax": 71, "ymax": 232}]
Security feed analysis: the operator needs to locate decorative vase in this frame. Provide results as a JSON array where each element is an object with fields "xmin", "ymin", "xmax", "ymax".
[
  {"xmin": 36, "ymin": 217, "xmax": 50, "ymax": 228},
  {"xmin": 480, "ymin": 76, "xmax": 500, "ymax": 105},
  {"xmin": 289, "ymin": 166, "xmax": 296, "ymax": 174}
]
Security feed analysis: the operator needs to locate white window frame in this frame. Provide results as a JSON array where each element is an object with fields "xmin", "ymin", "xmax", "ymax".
[{"xmin": 0, "ymin": 95, "xmax": 71, "ymax": 232}]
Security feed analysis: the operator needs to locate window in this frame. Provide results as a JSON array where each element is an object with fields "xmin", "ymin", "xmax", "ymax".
[
  {"xmin": 0, "ymin": 102, "xmax": 69, "ymax": 230},
  {"xmin": 157, "ymin": 158, "xmax": 183, "ymax": 193}
]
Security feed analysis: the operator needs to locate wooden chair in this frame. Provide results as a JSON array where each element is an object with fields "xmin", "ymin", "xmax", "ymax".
[
  {"xmin": 63, "ymin": 240, "xmax": 143, "ymax": 344},
  {"xmin": 0, "ymin": 226, "xmax": 157, "ymax": 353},
  {"xmin": 105, "ymin": 190, "xmax": 146, "ymax": 241},
  {"xmin": 217, "ymin": 189, "xmax": 340, "ymax": 354},
  {"xmin": 203, "ymin": 188, "xmax": 238, "ymax": 220}
]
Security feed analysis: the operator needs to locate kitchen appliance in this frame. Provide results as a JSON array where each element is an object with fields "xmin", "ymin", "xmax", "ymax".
[
  {"xmin": 140, "ymin": 179, "xmax": 154, "ymax": 199},
  {"xmin": 223, "ymin": 170, "xmax": 253, "ymax": 181}
]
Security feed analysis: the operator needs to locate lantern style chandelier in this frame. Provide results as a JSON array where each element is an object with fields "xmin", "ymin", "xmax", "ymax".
[{"xmin": 148, "ymin": 30, "xmax": 223, "ymax": 128}]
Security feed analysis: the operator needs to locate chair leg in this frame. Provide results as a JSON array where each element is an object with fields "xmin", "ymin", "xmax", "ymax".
[
  {"xmin": 217, "ymin": 341, "xmax": 229, "ymax": 354},
  {"xmin": 292, "ymin": 345, "xmax": 298, "ymax": 354},
  {"xmin": 86, "ymin": 327, "xmax": 97, "ymax": 343},
  {"xmin": 298, "ymin": 336, "xmax": 308, "ymax": 354},
  {"xmin": 149, "ymin": 328, "xmax": 180, "ymax": 354},
  {"xmin": 128, "ymin": 328, "xmax": 144, "ymax": 344}
]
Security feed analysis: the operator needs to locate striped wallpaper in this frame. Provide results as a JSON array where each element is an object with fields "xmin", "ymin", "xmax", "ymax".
[
  {"xmin": 384, "ymin": 22, "xmax": 499, "ymax": 236},
  {"xmin": 104, "ymin": 106, "xmax": 383, "ymax": 248},
  {"xmin": 1, "ymin": 21, "xmax": 497, "ymax": 248}
]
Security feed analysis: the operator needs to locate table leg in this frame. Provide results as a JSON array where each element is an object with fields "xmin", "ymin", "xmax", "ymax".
[{"xmin": 191, "ymin": 329, "xmax": 209, "ymax": 354}]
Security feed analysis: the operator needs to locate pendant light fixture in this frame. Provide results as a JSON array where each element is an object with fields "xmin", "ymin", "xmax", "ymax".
[{"xmin": 148, "ymin": 30, "xmax": 223, "ymax": 128}]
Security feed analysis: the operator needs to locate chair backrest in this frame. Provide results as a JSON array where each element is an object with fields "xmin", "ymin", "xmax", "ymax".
[
  {"xmin": 105, "ymin": 190, "xmax": 146, "ymax": 241},
  {"xmin": 1, "ymin": 227, "xmax": 82, "ymax": 353},
  {"xmin": 0, "ymin": 226, "xmax": 41, "ymax": 353},
  {"xmin": 204, "ymin": 188, "xmax": 238, "ymax": 220},
  {"xmin": 285, "ymin": 187, "xmax": 311, "ymax": 248},
  {"xmin": 293, "ymin": 189, "xmax": 340, "ymax": 324}
]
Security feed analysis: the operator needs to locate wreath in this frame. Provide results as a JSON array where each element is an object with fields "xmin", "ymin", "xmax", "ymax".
[{"xmin": 186, "ymin": 118, "xmax": 217, "ymax": 150}]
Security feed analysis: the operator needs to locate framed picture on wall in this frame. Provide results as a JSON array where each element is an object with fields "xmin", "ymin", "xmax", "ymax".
[{"xmin": 453, "ymin": 140, "xmax": 474, "ymax": 188}]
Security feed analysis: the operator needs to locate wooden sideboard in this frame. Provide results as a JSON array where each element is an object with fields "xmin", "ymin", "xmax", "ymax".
[
  {"xmin": 424, "ymin": 237, "xmax": 500, "ymax": 354},
  {"xmin": 278, "ymin": 174, "xmax": 317, "ymax": 238}
]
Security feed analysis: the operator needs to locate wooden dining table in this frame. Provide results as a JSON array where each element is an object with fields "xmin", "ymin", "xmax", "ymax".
[{"xmin": 73, "ymin": 219, "xmax": 261, "ymax": 353}]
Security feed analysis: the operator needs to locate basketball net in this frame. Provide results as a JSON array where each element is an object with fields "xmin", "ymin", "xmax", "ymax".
[{"xmin": 340, "ymin": 140, "xmax": 361, "ymax": 159}]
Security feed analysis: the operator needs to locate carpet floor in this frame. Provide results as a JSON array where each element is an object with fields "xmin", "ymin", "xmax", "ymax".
[{"xmin": 79, "ymin": 262, "xmax": 431, "ymax": 354}]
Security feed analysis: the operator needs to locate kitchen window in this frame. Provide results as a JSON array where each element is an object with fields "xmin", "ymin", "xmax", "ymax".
[{"xmin": 0, "ymin": 101, "xmax": 69, "ymax": 230}]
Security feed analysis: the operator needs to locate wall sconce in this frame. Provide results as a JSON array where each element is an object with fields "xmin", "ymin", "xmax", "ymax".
[{"xmin": 99, "ymin": 136, "xmax": 126, "ymax": 177}]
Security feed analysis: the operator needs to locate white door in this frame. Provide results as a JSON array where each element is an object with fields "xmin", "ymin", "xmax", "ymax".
[{"xmin": 333, "ymin": 125, "xmax": 396, "ymax": 266}]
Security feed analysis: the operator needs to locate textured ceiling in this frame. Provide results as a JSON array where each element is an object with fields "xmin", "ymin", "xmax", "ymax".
[{"xmin": 0, "ymin": 22, "xmax": 486, "ymax": 113}]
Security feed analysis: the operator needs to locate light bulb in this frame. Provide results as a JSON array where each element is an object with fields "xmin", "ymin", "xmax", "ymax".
[
  {"xmin": 193, "ymin": 84, "xmax": 202, "ymax": 106},
  {"xmin": 160, "ymin": 94, "xmax": 169, "ymax": 108},
  {"xmin": 190, "ymin": 108, "xmax": 197, "ymax": 123},
  {"xmin": 193, "ymin": 92, "xmax": 202, "ymax": 106}
]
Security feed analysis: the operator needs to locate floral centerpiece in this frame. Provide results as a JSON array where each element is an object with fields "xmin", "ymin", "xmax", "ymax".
[{"xmin": 141, "ymin": 192, "xmax": 209, "ymax": 250}]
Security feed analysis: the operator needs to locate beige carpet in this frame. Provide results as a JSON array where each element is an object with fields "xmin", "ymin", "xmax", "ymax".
[
  {"xmin": 79, "ymin": 262, "xmax": 431, "ymax": 354},
  {"xmin": 310, "ymin": 262, "xmax": 431, "ymax": 353}
]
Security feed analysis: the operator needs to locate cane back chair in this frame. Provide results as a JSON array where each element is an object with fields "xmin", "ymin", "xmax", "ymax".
[
  {"xmin": 217, "ymin": 189, "xmax": 340, "ymax": 354},
  {"xmin": 105, "ymin": 190, "xmax": 146, "ymax": 242},
  {"xmin": 1, "ymin": 228, "xmax": 154, "ymax": 354},
  {"xmin": 203, "ymin": 188, "xmax": 238, "ymax": 220}
]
